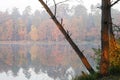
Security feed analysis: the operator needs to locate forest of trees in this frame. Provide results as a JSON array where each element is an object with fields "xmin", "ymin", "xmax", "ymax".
[{"xmin": 0, "ymin": 4, "xmax": 119, "ymax": 42}]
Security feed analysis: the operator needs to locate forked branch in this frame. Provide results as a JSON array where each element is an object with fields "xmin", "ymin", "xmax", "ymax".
[{"xmin": 52, "ymin": 0, "xmax": 69, "ymax": 17}]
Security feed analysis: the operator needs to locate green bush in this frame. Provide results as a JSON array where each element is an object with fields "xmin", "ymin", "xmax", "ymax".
[
  {"xmin": 92, "ymin": 47, "xmax": 101, "ymax": 70},
  {"xmin": 109, "ymin": 65, "xmax": 120, "ymax": 75}
]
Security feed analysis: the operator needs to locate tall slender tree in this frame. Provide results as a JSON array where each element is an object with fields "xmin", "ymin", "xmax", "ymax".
[
  {"xmin": 100, "ymin": 0, "xmax": 120, "ymax": 75},
  {"xmin": 100, "ymin": 0, "xmax": 110, "ymax": 75}
]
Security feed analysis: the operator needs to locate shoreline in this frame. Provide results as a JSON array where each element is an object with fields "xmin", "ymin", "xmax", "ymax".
[{"xmin": 0, "ymin": 41, "xmax": 100, "ymax": 46}]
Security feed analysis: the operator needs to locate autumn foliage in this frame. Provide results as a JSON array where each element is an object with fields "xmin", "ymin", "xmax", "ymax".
[{"xmin": 0, "ymin": 4, "xmax": 102, "ymax": 42}]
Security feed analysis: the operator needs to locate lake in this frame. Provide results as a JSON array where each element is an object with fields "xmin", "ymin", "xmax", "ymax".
[{"xmin": 0, "ymin": 41, "xmax": 99, "ymax": 80}]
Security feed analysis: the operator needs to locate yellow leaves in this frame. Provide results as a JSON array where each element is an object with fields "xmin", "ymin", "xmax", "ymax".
[
  {"xmin": 30, "ymin": 45, "xmax": 39, "ymax": 60},
  {"xmin": 29, "ymin": 25, "xmax": 39, "ymax": 41},
  {"xmin": 109, "ymin": 48, "xmax": 120, "ymax": 67},
  {"xmin": 109, "ymin": 38, "xmax": 120, "ymax": 67}
]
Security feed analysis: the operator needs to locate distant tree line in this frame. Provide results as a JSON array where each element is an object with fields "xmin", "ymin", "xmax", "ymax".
[{"xmin": 0, "ymin": 4, "xmax": 120, "ymax": 41}]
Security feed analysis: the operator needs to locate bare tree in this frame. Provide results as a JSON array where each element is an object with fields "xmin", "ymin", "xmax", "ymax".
[{"xmin": 38, "ymin": 0, "xmax": 95, "ymax": 74}]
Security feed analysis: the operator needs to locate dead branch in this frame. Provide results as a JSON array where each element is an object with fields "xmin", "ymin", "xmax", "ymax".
[
  {"xmin": 52, "ymin": 0, "xmax": 69, "ymax": 17},
  {"xmin": 66, "ymin": 30, "xmax": 72, "ymax": 37},
  {"xmin": 111, "ymin": 0, "xmax": 120, "ymax": 7},
  {"xmin": 53, "ymin": 0, "xmax": 57, "ymax": 16},
  {"xmin": 61, "ymin": 18, "xmax": 63, "ymax": 25},
  {"xmin": 56, "ymin": 0, "xmax": 69, "ymax": 5}
]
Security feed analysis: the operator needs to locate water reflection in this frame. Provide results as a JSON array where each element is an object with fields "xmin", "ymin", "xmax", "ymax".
[{"xmin": 0, "ymin": 42, "xmax": 97, "ymax": 80}]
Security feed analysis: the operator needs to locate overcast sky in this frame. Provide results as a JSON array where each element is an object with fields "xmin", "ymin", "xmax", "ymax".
[{"xmin": 0, "ymin": 0, "xmax": 120, "ymax": 13}]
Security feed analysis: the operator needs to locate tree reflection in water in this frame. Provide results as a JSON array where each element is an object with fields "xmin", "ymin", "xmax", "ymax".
[{"xmin": 0, "ymin": 42, "xmax": 97, "ymax": 80}]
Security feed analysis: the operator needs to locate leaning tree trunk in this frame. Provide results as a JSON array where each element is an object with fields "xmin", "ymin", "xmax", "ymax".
[
  {"xmin": 100, "ymin": 0, "xmax": 110, "ymax": 76},
  {"xmin": 38, "ymin": 0, "xmax": 95, "ymax": 74}
]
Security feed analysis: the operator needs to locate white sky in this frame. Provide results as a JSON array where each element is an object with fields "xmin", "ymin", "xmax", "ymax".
[{"xmin": 0, "ymin": 0, "xmax": 120, "ymax": 13}]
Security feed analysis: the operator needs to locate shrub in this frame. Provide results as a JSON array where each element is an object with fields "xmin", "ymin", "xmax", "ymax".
[
  {"xmin": 109, "ymin": 65, "xmax": 120, "ymax": 75},
  {"xmin": 92, "ymin": 47, "xmax": 101, "ymax": 70},
  {"xmin": 109, "ymin": 48, "xmax": 120, "ymax": 68}
]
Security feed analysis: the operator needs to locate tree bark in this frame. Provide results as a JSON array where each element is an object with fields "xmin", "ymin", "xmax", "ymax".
[
  {"xmin": 100, "ymin": 0, "xmax": 110, "ymax": 76},
  {"xmin": 100, "ymin": 0, "xmax": 120, "ymax": 76},
  {"xmin": 38, "ymin": 0, "xmax": 95, "ymax": 74}
]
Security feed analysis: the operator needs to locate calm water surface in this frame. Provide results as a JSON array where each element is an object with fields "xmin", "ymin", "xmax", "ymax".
[{"xmin": 0, "ymin": 42, "xmax": 98, "ymax": 80}]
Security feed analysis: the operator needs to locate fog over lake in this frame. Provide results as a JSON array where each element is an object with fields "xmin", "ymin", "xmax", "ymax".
[{"xmin": 0, "ymin": 42, "xmax": 98, "ymax": 80}]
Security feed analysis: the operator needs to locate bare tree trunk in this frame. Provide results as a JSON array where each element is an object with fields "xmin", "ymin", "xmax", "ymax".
[
  {"xmin": 38, "ymin": 0, "xmax": 95, "ymax": 74},
  {"xmin": 100, "ymin": 0, "xmax": 110, "ymax": 76}
]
